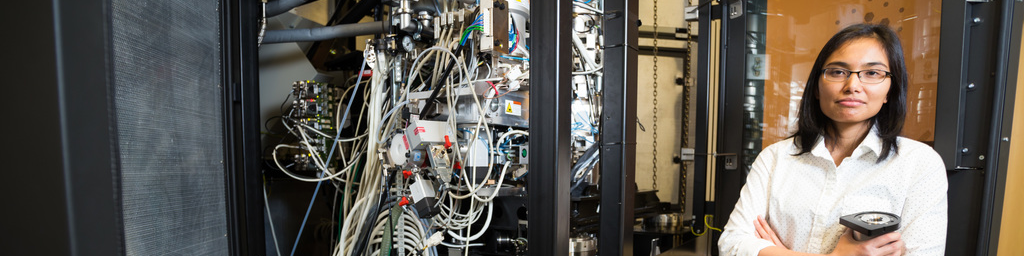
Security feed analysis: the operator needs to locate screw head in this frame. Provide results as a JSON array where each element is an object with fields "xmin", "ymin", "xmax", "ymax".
[
  {"xmin": 968, "ymin": 83, "xmax": 976, "ymax": 89},
  {"xmin": 974, "ymin": 17, "xmax": 983, "ymax": 23},
  {"xmin": 979, "ymin": 155, "xmax": 986, "ymax": 160},
  {"xmin": 962, "ymin": 147, "xmax": 969, "ymax": 153},
  {"xmin": 1003, "ymin": 137, "xmax": 1010, "ymax": 142}
]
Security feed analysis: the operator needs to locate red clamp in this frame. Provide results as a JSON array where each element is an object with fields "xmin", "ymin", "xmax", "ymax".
[
  {"xmin": 398, "ymin": 196, "xmax": 410, "ymax": 206},
  {"xmin": 402, "ymin": 170, "xmax": 413, "ymax": 179},
  {"xmin": 453, "ymin": 161, "xmax": 462, "ymax": 170},
  {"xmin": 444, "ymin": 135, "xmax": 452, "ymax": 149}
]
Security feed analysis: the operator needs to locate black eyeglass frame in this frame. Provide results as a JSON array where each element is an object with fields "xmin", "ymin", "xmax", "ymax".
[{"xmin": 821, "ymin": 68, "xmax": 893, "ymax": 84}]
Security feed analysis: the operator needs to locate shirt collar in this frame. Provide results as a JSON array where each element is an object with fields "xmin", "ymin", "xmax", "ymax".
[
  {"xmin": 858, "ymin": 127, "xmax": 883, "ymax": 158},
  {"xmin": 808, "ymin": 126, "xmax": 883, "ymax": 160}
]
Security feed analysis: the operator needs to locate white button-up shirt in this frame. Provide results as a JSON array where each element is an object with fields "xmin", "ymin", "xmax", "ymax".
[{"xmin": 718, "ymin": 129, "xmax": 948, "ymax": 256}]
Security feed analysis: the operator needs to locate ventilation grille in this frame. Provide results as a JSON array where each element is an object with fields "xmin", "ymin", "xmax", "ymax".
[{"xmin": 111, "ymin": 1, "xmax": 229, "ymax": 255}]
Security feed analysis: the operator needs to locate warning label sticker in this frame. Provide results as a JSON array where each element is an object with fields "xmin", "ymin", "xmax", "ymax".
[{"xmin": 504, "ymin": 100, "xmax": 522, "ymax": 116}]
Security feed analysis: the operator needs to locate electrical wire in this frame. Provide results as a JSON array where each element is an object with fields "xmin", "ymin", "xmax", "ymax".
[
  {"xmin": 691, "ymin": 214, "xmax": 724, "ymax": 236},
  {"xmin": 289, "ymin": 171, "xmax": 325, "ymax": 256},
  {"xmin": 264, "ymin": 5, "xmax": 544, "ymax": 255},
  {"xmin": 264, "ymin": 185, "xmax": 283, "ymax": 256}
]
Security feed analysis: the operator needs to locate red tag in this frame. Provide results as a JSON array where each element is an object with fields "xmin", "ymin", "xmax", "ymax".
[
  {"xmin": 361, "ymin": 70, "xmax": 373, "ymax": 78},
  {"xmin": 402, "ymin": 135, "xmax": 410, "ymax": 150},
  {"xmin": 414, "ymin": 127, "xmax": 426, "ymax": 135},
  {"xmin": 444, "ymin": 135, "xmax": 452, "ymax": 148}
]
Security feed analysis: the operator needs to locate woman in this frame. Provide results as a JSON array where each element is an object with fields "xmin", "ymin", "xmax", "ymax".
[{"xmin": 717, "ymin": 24, "xmax": 948, "ymax": 256}]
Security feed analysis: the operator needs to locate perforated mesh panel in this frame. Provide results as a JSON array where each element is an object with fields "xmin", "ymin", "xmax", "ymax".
[{"xmin": 111, "ymin": 1, "xmax": 229, "ymax": 255}]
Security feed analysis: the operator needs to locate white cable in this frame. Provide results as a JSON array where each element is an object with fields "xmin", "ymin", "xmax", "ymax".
[
  {"xmin": 471, "ymin": 162, "xmax": 514, "ymax": 202},
  {"xmin": 406, "ymin": 46, "xmax": 463, "ymax": 95},
  {"xmin": 297, "ymin": 127, "xmax": 330, "ymax": 171},
  {"xmin": 572, "ymin": 34, "xmax": 598, "ymax": 70},
  {"xmin": 452, "ymin": 130, "xmax": 527, "ymax": 201},
  {"xmin": 295, "ymin": 122, "xmax": 337, "ymax": 139},
  {"xmin": 446, "ymin": 201, "xmax": 494, "ymax": 242},
  {"xmin": 440, "ymin": 242, "xmax": 484, "ymax": 248},
  {"xmin": 272, "ymin": 144, "xmax": 363, "ymax": 182}
]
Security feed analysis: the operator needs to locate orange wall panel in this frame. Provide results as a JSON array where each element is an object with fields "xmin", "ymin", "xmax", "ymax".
[
  {"xmin": 762, "ymin": 0, "xmax": 941, "ymax": 147},
  {"xmin": 996, "ymin": 22, "xmax": 1024, "ymax": 256}
]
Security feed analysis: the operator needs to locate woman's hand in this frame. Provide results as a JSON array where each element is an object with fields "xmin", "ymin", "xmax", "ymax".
[
  {"xmin": 754, "ymin": 215, "xmax": 786, "ymax": 249},
  {"xmin": 828, "ymin": 229, "xmax": 904, "ymax": 256}
]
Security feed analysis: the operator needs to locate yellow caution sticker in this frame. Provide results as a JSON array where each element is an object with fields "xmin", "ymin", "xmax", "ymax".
[{"xmin": 504, "ymin": 100, "xmax": 522, "ymax": 116}]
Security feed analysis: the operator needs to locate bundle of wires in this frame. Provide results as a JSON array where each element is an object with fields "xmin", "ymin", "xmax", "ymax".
[
  {"xmin": 509, "ymin": 18, "xmax": 520, "ymax": 53},
  {"xmin": 266, "ymin": 2, "xmax": 544, "ymax": 254},
  {"xmin": 460, "ymin": 14, "xmax": 484, "ymax": 46}
]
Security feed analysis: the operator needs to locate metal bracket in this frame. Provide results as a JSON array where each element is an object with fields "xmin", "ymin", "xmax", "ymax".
[
  {"xmin": 649, "ymin": 238, "xmax": 661, "ymax": 256},
  {"xmin": 680, "ymin": 148, "xmax": 695, "ymax": 161},
  {"xmin": 723, "ymin": 155, "xmax": 738, "ymax": 170},
  {"xmin": 728, "ymin": 0, "xmax": 742, "ymax": 19},
  {"xmin": 685, "ymin": 6, "xmax": 699, "ymax": 21}
]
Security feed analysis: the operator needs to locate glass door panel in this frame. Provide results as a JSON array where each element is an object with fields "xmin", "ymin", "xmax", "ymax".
[{"xmin": 743, "ymin": 0, "xmax": 942, "ymax": 164}]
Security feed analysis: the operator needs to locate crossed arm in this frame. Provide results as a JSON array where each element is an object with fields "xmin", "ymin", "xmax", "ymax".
[
  {"xmin": 717, "ymin": 144, "xmax": 945, "ymax": 256},
  {"xmin": 753, "ymin": 215, "xmax": 904, "ymax": 256}
]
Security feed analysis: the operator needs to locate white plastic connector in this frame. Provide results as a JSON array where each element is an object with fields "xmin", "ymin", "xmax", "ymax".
[
  {"xmin": 424, "ymin": 231, "xmax": 444, "ymax": 248},
  {"xmin": 505, "ymin": 66, "xmax": 524, "ymax": 91}
]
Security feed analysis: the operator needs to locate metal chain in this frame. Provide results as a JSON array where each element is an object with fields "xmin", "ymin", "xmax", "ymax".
[
  {"xmin": 651, "ymin": 0, "xmax": 660, "ymax": 190},
  {"xmin": 680, "ymin": 9, "xmax": 692, "ymax": 209}
]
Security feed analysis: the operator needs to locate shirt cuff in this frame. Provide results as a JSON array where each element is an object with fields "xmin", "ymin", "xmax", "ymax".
[
  {"xmin": 724, "ymin": 238, "xmax": 775, "ymax": 256},
  {"xmin": 746, "ymin": 239, "xmax": 775, "ymax": 256}
]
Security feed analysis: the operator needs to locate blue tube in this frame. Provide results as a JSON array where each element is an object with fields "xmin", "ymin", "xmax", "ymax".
[
  {"xmin": 289, "ymin": 58, "xmax": 369, "ymax": 256},
  {"xmin": 500, "ymin": 55, "xmax": 529, "ymax": 61}
]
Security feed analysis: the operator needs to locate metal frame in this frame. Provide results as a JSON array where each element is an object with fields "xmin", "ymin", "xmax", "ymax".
[
  {"xmin": 7, "ymin": 1, "xmax": 274, "ymax": 255},
  {"xmin": 935, "ymin": 0, "xmax": 1023, "ymax": 254},
  {"xmin": 224, "ymin": 0, "xmax": 267, "ymax": 255},
  {"xmin": 527, "ymin": 0, "xmax": 573, "ymax": 254},
  {"xmin": 3, "ymin": 1, "xmax": 125, "ymax": 255},
  {"xmin": 55, "ymin": 0, "xmax": 127, "ymax": 252},
  {"xmin": 979, "ymin": 0, "xmax": 1023, "ymax": 254},
  {"xmin": 692, "ymin": 0, "xmax": 717, "ymax": 238},
  {"xmin": 712, "ymin": 0, "xmax": 749, "ymax": 251},
  {"xmin": 935, "ymin": 1, "xmax": 1001, "ymax": 171},
  {"xmin": 599, "ymin": 0, "xmax": 639, "ymax": 254}
]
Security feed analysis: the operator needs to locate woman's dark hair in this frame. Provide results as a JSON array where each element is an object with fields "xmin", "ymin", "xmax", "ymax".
[{"xmin": 792, "ymin": 23, "xmax": 907, "ymax": 161}]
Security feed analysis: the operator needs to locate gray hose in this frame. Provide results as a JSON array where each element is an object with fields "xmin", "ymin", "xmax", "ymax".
[
  {"xmin": 262, "ymin": 21, "xmax": 389, "ymax": 44},
  {"xmin": 266, "ymin": 0, "xmax": 313, "ymax": 17}
]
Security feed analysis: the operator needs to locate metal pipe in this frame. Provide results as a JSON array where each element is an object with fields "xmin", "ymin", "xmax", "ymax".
[
  {"xmin": 262, "ymin": 21, "xmax": 389, "ymax": 44},
  {"xmin": 266, "ymin": 0, "xmax": 313, "ymax": 17}
]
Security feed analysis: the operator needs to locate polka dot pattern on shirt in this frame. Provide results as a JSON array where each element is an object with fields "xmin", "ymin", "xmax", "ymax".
[{"xmin": 718, "ymin": 128, "xmax": 948, "ymax": 256}]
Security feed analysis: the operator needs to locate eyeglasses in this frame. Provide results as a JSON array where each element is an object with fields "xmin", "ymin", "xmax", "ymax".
[{"xmin": 821, "ymin": 68, "xmax": 891, "ymax": 84}]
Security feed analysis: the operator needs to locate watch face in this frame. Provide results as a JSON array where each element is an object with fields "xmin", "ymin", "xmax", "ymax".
[{"xmin": 401, "ymin": 36, "xmax": 414, "ymax": 52}]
